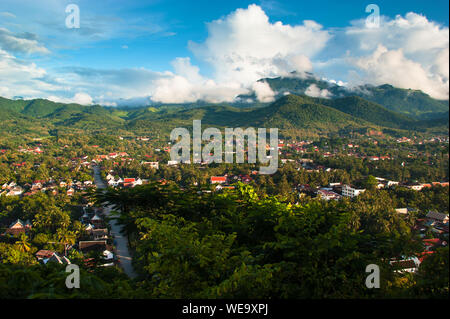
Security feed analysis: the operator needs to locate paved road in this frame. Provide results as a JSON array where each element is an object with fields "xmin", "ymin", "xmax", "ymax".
[{"xmin": 93, "ymin": 165, "xmax": 137, "ymax": 279}]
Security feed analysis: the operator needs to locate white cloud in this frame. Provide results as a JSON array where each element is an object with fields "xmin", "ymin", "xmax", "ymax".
[
  {"xmin": 340, "ymin": 12, "xmax": 449, "ymax": 99},
  {"xmin": 189, "ymin": 4, "xmax": 329, "ymax": 85},
  {"xmin": 352, "ymin": 45, "xmax": 449, "ymax": 100},
  {"xmin": 47, "ymin": 92, "xmax": 93, "ymax": 105},
  {"xmin": 252, "ymin": 81, "xmax": 275, "ymax": 102},
  {"xmin": 0, "ymin": 49, "xmax": 56, "ymax": 98},
  {"xmin": 0, "ymin": 12, "xmax": 16, "ymax": 19},
  {"xmin": 0, "ymin": 5, "xmax": 448, "ymax": 105},
  {"xmin": 305, "ymin": 84, "xmax": 332, "ymax": 98},
  {"xmin": 0, "ymin": 27, "xmax": 49, "ymax": 55},
  {"xmin": 73, "ymin": 92, "xmax": 93, "ymax": 105},
  {"xmin": 150, "ymin": 4, "xmax": 329, "ymax": 104}
]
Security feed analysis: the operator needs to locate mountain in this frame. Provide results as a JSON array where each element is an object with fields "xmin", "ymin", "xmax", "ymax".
[
  {"xmin": 319, "ymin": 96, "xmax": 415, "ymax": 129},
  {"xmin": 0, "ymin": 93, "xmax": 447, "ymax": 139},
  {"xmin": 354, "ymin": 84, "xmax": 449, "ymax": 119},
  {"xmin": 247, "ymin": 94, "xmax": 368, "ymax": 131},
  {"xmin": 257, "ymin": 74, "xmax": 449, "ymax": 120}
]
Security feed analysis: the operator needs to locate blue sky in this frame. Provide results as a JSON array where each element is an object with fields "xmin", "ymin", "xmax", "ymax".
[{"xmin": 0, "ymin": 0, "xmax": 448, "ymax": 105}]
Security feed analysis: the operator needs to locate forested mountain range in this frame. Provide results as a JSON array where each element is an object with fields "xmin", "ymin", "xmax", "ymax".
[{"xmin": 0, "ymin": 81, "xmax": 448, "ymax": 139}]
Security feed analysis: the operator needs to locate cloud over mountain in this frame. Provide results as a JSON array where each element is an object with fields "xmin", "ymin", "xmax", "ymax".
[{"xmin": 0, "ymin": 4, "xmax": 448, "ymax": 104}]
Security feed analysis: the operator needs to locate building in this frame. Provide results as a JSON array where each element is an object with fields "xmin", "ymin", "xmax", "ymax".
[
  {"xmin": 426, "ymin": 211, "xmax": 449, "ymax": 224},
  {"xmin": 390, "ymin": 257, "xmax": 421, "ymax": 273},
  {"xmin": 341, "ymin": 185, "xmax": 366, "ymax": 198},
  {"xmin": 143, "ymin": 162, "xmax": 159, "ymax": 169},
  {"xmin": 210, "ymin": 176, "xmax": 227, "ymax": 184},
  {"xmin": 36, "ymin": 250, "xmax": 71, "ymax": 265},
  {"xmin": 317, "ymin": 189, "xmax": 342, "ymax": 201},
  {"xmin": 79, "ymin": 240, "xmax": 109, "ymax": 253},
  {"xmin": 3, "ymin": 219, "xmax": 31, "ymax": 236},
  {"xmin": 395, "ymin": 208, "xmax": 409, "ymax": 215}
]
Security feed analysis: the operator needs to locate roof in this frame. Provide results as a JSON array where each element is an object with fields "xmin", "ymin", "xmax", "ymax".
[
  {"xmin": 91, "ymin": 214, "xmax": 102, "ymax": 221},
  {"xmin": 79, "ymin": 240, "xmax": 107, "ymax": 252},
  {"xmin": 426, "ymin": 211, "xmax": 449, "ymax": 221},
  {"xmin": 46, "ymin": 254, "xmax": 71, "ymax": 265},
  {"xmin": 8, "ymin": 219, "xmax": 24, "ymax": 228},
  {"xmin": 390, "ymin": 259, "xmax": 417, "ymax": 270},
  {"xmin": 91, "ymin": 228, "xmax": 108, "ymax": 236},
  {"xmin": 36, "ymin": 250, "xmax": 56, "ymax": 259},
  {"xmin": 210, "ymin": 176, "xmax": 227, "ymax": 183}
]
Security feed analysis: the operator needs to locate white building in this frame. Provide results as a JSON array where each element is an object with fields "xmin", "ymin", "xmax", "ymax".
[
  {"xmin": 108, "ymin": 178, "xmax": 123, "ymax": 187},
  {"xmin": 145, "ymin": 162, "xmax": 159, "ymax": 169},
  {"xmin": 341, "ymin": 185, "xmax": 366, "ymax": 198},
  {"xmin": 134, "ymin": 178, "xmax": 143, "ymax": 186}
]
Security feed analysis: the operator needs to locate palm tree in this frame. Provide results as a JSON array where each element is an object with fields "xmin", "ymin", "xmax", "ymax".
[
  {"xmin": 15, "ymin": 233, "xmax": 31, "ymax": 253},
  {"xmin": 56, "ymin": 229, "xmax": 76, "ymax": 256}
]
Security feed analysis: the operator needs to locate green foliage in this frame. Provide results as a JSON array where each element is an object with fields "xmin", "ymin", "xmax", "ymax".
[{"xmin": 95, "ymin": 182, "xmax": 444, "ymax": 299}]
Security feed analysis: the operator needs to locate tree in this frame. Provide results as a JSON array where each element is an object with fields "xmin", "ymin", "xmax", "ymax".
[
  {"xmin": 14, "ymin": 233, "xmax": 31, "ymax": 253},
  {"xmin": 364, "ymin": 175, "xmax": 378, "ymax": 190}
]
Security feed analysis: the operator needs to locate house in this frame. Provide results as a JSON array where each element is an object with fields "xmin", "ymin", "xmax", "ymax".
[
  {"xmin": 3, "ymin": 219, "xmax": 31, "ymax": 236},
  {"xmin": 67, "ymin": 188, "xmax": 74, "ymax": 196},
  {"xmin": 35, "ymin": 250, "xmax": 71, "ymax": 264},
  {"xmin": 341, "ymin": 185, "xmax": 365, "ymax": 198},
  {"xmin": 90, "ymin": 214, "xmax": 104, "ymax": 228},
  {"xmin": 210, "ymin": 176, "xmax": 227, "ymax": 184},
  {"xmin": 46, "ymin": 254, "xmax": 71, "ymax": 265},
  {"xmin": 90, "ymin": 228, "xmax": 109, "ymax": 240},
  {"xmin": 426, "ymin": 211, "xmax": 449, "ymax": 224},
  {"xmin": 395, "ymin": 208, "xmax": 409, "ymax": 215},
  {"xmin": 36, "ymin": 250, "xmax": 56, "ymax": 260},
  {"xmin": 6, "ymin": 186, "xmax": 24, "ymax": 196},
  {"xmin": 215, "ymin": 185, "xmax": 235, "ymax": 191},
  {"xmin": 423, "ymin": 238, "xmax": 447, "ymax": 251},
  {"xmin": 144, "ymin": 162, "xmax": 159, "ymax": 169},
  {"xmin": 317, "ymin": 189, "xmax": 342, "ymax": 201},
  {"xmin": 79, "ymin": 240, "xmax": 111, "ymax": 254},
  {"xmin": 102, "ymin": 250, "xmax": 114, "ymax": 262},
  {"xmin": 133, "ymin": 178, "xmax": 143, "ymax": 186},
  {"xmin": 108, "ymin": 177, "xmax": 123, "ymax": 187},
  {"xmin": 390, "ymin": 257, "xmax": 421, "ymax": 273}
]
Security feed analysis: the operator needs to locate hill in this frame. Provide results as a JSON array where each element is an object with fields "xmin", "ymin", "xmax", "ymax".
[{"xmin": 258, "ymin": 74, "xmax": 449, "ymax": 120}]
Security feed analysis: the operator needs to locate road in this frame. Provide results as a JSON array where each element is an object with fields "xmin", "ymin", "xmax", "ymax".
[{"xmin": 93, "ymin": 165, "xmax": 137, "ymax": 279}]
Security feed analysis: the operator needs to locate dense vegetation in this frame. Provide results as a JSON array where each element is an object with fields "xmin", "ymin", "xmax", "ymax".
[{"xmin": 91, "ymin": 183, "xmax": 448, "ymax": 298}]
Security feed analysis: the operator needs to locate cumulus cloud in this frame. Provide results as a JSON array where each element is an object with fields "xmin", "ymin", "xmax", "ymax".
[
  {"xmin": 47, "ymin": 92, "xmax": 93, "ymax": 105},
  {"xmin": 352, "ymin": 45, "xmax": 448, "ymax": 100},
  {"xmin": 252, "ymin": 81, "xmax": 275, "ymax": 102},
  {"xmin": 150, "ymin": 4, "xmax": 329, "ymax": 104},
  {"xmin": 189, "ymin": 4, "xmax": 329, "ymax": 85},
  {"xmin": 0, "ymin": 27, "xmax": 49, "ymax": 55},
  {"xmin": 0, "ymin": 49, "xmax": 55, "ymax": 98},
  {"xmin": 341, "ymin": 12, "xmax": 449, "ymax": 99},
  {"xmin": 0, "ymin": 5, "xmax": 448, "ymax": 105},
  {"xmin": 305, "ymin": 84, "xmax": 332, "ymax": 98}
]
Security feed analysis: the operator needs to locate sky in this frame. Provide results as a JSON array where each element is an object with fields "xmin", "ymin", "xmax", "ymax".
[{"xmin": 0, "ymin": 0, "xmax": 448, "ymax": 106}]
